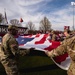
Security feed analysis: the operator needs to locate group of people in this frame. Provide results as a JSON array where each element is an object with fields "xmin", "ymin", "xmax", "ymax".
[
  {"xmin": 0, "ymin": 24, "xmax": 75, "ymax": 75},
  {"xmin": 47, "ymin": 29, "xmax": 72, "ymax": 42}
]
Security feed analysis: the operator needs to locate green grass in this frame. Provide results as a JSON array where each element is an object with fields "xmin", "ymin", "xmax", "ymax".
[{"xmin": 0, "ymin": 50, "xmax": 67, "ymax": 75}]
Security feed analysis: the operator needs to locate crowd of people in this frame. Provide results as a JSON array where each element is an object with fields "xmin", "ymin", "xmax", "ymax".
[
  {"xmin": 0, "ymin": 24, "xmax": 75, "ymax": 75},
  {"xmin": 47, "ymin": 29, "xmax": 74, "ymax": 42}
]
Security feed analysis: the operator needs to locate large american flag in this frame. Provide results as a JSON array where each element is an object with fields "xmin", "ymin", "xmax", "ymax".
[{"xmin": 16, "ymin": 34, "xmax": 71, "ymax": 70}]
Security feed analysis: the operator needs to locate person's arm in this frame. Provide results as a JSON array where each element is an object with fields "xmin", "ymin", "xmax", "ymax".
[
  {"xmin": 45, "ymin": 36, "xmax": 75, "ymax": 58},
  {"xmin": 45, "ymin": 44, "xmax": 67, "ymax": 58},
  {"xmin": 19, "ymin": 47, "xmax": 35, "ymax": 56},
  {"xmin": 9, "ymin": 37, "xmax": 35, "ymax": 56},
  {"xmin": 8, "ymin": 37, "xmax": 19, "ymax": 55},
  {"xmin": 45, "ymin": 39, "xmax": 68, "ymax": 58}
]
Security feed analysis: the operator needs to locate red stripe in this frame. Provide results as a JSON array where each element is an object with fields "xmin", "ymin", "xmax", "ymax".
[
  {"xmin": 53, "ymin": 53, "xmax": 68, "ymax": 63},
  {"xmin": 35, "ymin": 34, "xmax": 48, "ymax": 44},
  {"xmin": 44, "ymin": 40, "xmax": 60, "ymax": 50}
]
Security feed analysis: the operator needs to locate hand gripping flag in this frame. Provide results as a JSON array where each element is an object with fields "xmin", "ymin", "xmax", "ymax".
[{"xmin": 17, "ymin": 34, "xmax": 71, "ymax": 70}]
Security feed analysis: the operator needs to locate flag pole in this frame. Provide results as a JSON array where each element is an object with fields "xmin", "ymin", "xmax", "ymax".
[
  {"xmin": 4, "ymin": 8, "xmax": 8, "ymax": 24},
  {"xmin": 71, "ymin": 2, "xmax": 75, "ymax": 31}
]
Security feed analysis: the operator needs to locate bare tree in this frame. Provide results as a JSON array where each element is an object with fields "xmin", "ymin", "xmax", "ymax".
[
  {"xmin": 26, "ymin": 21, "xmax": 35, "ymax": 30},
  {"xmin": 10, "ymin": 19, "xmax": 21, "ymax": 26},
  {"xmin": 39, "ymin": 16, "xmax": 52, "ymax": 33}
]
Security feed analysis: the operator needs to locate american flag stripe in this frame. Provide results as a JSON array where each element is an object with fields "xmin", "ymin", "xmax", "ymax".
[{"xmin": 17, "ymin": 34, "xmax": 71, "ymax": 70}]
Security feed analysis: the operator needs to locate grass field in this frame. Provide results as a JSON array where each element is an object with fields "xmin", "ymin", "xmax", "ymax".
[{"xmin": 0, "ymin": 50, "xmax": 67, "ymax": 75}]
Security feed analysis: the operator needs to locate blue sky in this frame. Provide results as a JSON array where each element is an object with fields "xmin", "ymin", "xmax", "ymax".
[{"xmin": 0, "ymin": 0, "xmax": 75, "ymax": 31}]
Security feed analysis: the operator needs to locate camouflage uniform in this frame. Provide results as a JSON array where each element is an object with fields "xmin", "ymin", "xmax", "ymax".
[
  {"xmin": 45, "ymin": 36, "xmax": 75, "ymax": 75},
  {"xmin": 51, "ymin": 31, "xmax": 57, "ymax": 41},
  {"xmin": 0, "ymin": 25, "xmax": 30, "ymax": 75},
  {"xmin": 52, "ymin": 34, "xmax": 57, "ymax": 41}
]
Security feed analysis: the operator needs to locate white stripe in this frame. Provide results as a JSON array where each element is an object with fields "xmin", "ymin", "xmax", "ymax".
[
  {"xmin": 51, "ymin": 56, "xmax": 71, "ymax": 70},
  {"xmin": 20, "ymin": 40, "xmax": 52, "ymax": 49}
]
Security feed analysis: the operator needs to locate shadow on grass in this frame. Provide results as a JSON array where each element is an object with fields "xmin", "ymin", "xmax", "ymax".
[
  {"xmin": 20, "ymin": 50, "xmax": 59, "ymax": 73},
  {"xmin": 20, "ymin": 64, "xmax": 59, "ymax": 73},
  {"xmin": 28, "ymin": 50, "xmax": 48, "ymax": 57},
  {"xmin": 0, "ymin": 69, "xmax": 6, "ymax": 75}
]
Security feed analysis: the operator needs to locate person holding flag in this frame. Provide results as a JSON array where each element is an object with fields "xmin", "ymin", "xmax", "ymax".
[
  {"xmin": 0, "ymin": 25, "xmax": 34, "ymax": 75},
  {"xmin": 45, "ymin": 35, "xmax": 75, "ymax": 75}
]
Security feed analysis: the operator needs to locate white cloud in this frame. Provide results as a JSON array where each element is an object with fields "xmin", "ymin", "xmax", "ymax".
[
  {"xmin": 15, "ymin": 0, "xmax": 44, "ymax": 6},
  {"xmin": 0, "ymin": 0, "xmax": 74, "ymax": 31},
  {"xmin": 46, "ymin": 6, "xmax": 73, "ymax": 31}
]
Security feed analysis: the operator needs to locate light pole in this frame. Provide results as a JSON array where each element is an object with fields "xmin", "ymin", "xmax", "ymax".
[{"xmin": 71, "ymin": 2, "xmax": 75, "ymax": 31}]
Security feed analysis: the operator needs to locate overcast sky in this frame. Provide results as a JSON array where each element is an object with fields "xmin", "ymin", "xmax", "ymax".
[{"xmin": 0, "ymin": 0, "xmax": 75, "ymax": 31}]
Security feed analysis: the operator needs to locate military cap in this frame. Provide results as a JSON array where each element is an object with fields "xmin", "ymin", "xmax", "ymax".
[{"xmin": 8, "ymin": 25, "xmax": 18, "ymax": 30}]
